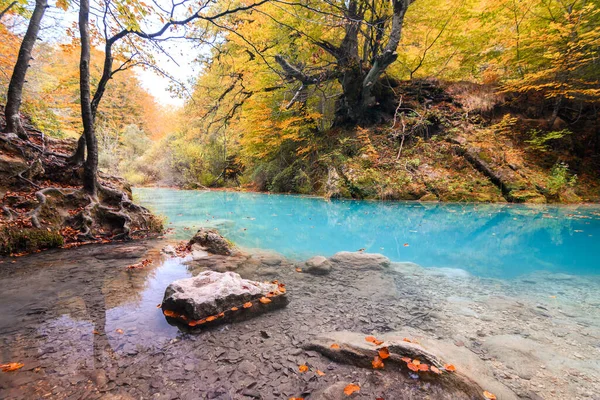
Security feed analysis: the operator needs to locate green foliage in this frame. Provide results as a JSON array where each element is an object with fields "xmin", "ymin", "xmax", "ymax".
[
  {"xmin": 526, "ymin": 129, "xmax": 572, "ymax": 152},
  {"xmin": 547, "ymin": 162, "xmax": 577, "ymax": 195}
]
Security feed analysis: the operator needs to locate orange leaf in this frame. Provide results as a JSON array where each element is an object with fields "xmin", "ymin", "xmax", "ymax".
[
  {"xmin": 402, "ymin": 337, "xmax": 412, "ymax": 343},
  {"xmin": 295, "ymin": 268, "xmax": 302, "ymax": 272},
  {"xmin": 217, "ymin": 312, "xmax": 225, "ymax": 318},
  {"xmin": 401, "ymin": 357, "xmax": 411, "ymax": 363},
  {"xmin": 378, "ymin": 347, "xmax": 390, "ymax": 359},
  {"xmin": 372, "ymin": 356, "xmax": 385, "ymax": 369},
  {"xmin": 0, "ymin": 363, "xmax": 24, "ymax": 372},
  {"xmin": 365, "ymin": 336, "xmax": 384, "ymax": 345},
  {"xmin": 403, "ymin": 243, "xmax": 409, "ymax": 247},
  {"xmin": 298, "ymin": 364, "xmax": 309, "ymax": 373},
  {"xmin": 259, "ymin": 297, "xmax": 271, "ymax": 304},
  {"xmin": 331, "ymin": 343, "xmax": 340, "ymax": 349},
  {"xmin": 412, "ymin": 359, "xmax": 421, "ymax": 366},
  {"xmin": 231, "ymin": 307, "xmax": 239, "ymax": 311},
  {"xmin": 444, "ymin": 364, "xmax": 456, "ymax": 372},
  {"xmin": 431, "ymin": 366, "xmax": 442, "ymax": 374},
  {"xmin": 163, "ymin": 310, "xmax": 179, "ymax": 318},
  {"xmin": 483, "ymin": 391, "xmax": 497, "ymax": 400},
  {"xmin": 289, "ymin": 398, "xmax": 304, "ymax": 400},
  {"xmin": 265, "ymin": 292, "xmax": 274, "ymax": 298},
  {"xmin": 316, "ymin": 369, "xmax": 326, "ymax": 376},
  {"xmin": 206, "ymin": 316, "xmax": 217, "ymax": 322},
  {"xmin": 343, "ymin": 383, "xmax": 360, "ymax": 396},
  {"xmin": 115, "ymin": 329, "xmax": 124, "ymax": 334},
  {"xmin": 418, "ymin": 363, "xmax": 429, "ymax": 372},
  {"xmin": 92, "ymin": 330, "xmax": 99, "ymax": 335},
  {"xmin": 407, "ymin": 362, "xmax": 419, "ymax": 372},
  {"xmin": 243, "ymin": 302, "xmax": 253, "ymax": 309}
]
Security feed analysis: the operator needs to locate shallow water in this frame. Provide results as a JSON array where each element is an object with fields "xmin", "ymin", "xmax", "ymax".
[{"xmin": 134, "ymin": 188, "xmax": 600, "ymax": 278}]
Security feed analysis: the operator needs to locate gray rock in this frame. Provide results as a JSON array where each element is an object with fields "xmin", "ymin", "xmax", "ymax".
[
  {"xmin": 329, "ymin": 252, "xmax": 390, "ymax": 270},
  {"xmin": 161, "ymin": 245, "xmax": 177, "ymax": 256},
  {"xmin": 303, "ymin": 256, "xmax": 332, "ymax": 275},
  {"xmin": 189, "ymin": 228, "xmax": 234, "ymax": 256},
  {"xmin": 162, "ymin": 271, "xmax": 288, "ymax": 322}
]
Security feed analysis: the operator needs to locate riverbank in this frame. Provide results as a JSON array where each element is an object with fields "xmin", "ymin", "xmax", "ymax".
[
  {"xmin": 0, "ymin": 129, "xmax": 163, "ymax": 256},
  {"xmin": 0, "ymin": 239, "xmax": 598, "ymax": 399}
]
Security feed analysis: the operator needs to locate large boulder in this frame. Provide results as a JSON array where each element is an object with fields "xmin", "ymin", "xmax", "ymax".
[
  {"xmin": 302, "ymin": 256, "xmax": 332, "ymax": 275},
  {"xmin": 329, "ymin": 252, "xmax": 390, "ymax": 270},
  {"xmin": 189, "ymin": 228, "xmax": 234, "ymax": 256},
  {"xmin": 161, "ymin": 271, "xmax": 288, "ymax": 327}
]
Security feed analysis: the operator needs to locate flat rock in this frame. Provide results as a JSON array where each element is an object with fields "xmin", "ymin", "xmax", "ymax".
[
  {"xmin": 329, "ymin": 252, "xmax": 390, "ymax": 270},
  {"xmin": 92, "ymin": 245, "xmax": 148, "ymax": 260},
  {"xmin": 303, "ymin": 256, "xmax": 332, "ymax": 275},
  {"xmin": 304, "ymin": 331, "xmax": 518, "ymax": 400},
  {"xmin": 189, "ymin": 228, "xmax": 235, "ymax": 256},
  {"xmin": 162, "ymin": 271, "xmax": 288, "ymax": 323}
]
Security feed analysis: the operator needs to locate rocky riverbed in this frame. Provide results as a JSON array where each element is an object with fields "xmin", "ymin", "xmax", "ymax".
[{"xmin": 0, "ymin": 239, "xmax": 599, "ymax": 399}]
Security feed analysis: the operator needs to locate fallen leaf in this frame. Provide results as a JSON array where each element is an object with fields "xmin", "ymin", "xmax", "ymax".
[
  {"xmin": 483, "ymin": 391, "xmax": 497, "ymax": 400},
  {"xmin": 156, "ymin": 303, "xmax": 162, "ymax": 308},
  {"xmin": 205, "ymin": 316, "xmax": 217, "ymax": 322},
  {"xmin": 331, "ymin": 343, "xmax": 340, "ymax": 349},
  {"xmin": 243, "ymin": 302, "xmax": 253, "ymax": 308},
  {"xmin": 298, "ymin": 364, "xmax": 309, "ymax": 373},
  {"xmin": 365, "ymin": 336, "xmax": 384, "ymax": 345},
  {"xmin": 372, "ymin": 355, "xmax": 385, "ymax": 369},
  {"xmin": 295, "ymin": 268, "xmax": 302, "ymax": 272},
  {"xmin": 403, "ymin": 243, "xmax": 409, "ymax": 247},
  {"xmin": 418, "ymin": 363, "xmax": 429, "ymax": 372},
  {"xmin": 115, "ymin": 329, "xmax": 124, "ymax": 334},
  {"xmin": 444, "ymin": 364, "xmax": 456, "ymax": 372},
  {"xmin": 402, "ymin": 337, "xmax": 412, "ymax": 343},
  {"xmin": 289, "ymin": 398, "xmax": 304, "ymax": 400},
  {"xmin": 407, "ymin": 362, "xmax": 419, "ymax": 372},
  {"xmin": 316, "ymin": 369, "xmax": 326, "ymax": 376},
  {"xmin": 0, "ymin": 363, "xmax": 24, "ymax": 372},
  {"xmin": 431, "ymin": 366, "xmax": 442, "ymax": 374},
  {"xmin": 259, "ymin": 297, "xmax": 272, "ymax": 304},
  {"xmin": 343, "ymin": 383, "xmax": 360, "ymax": 396},
  {"xmin": 378, "ymin": 347, "xmax": 390, "ymax": 359},
  {"xmin": 401, "ymin": 357, "xmax": 411, "ymax": 363},
  {"xmin": 412, "ymin": 359, "xmax": 421, "ymax": 366},
  {"xmin": 163, "ymin": 310, "xmax": 179, "ymax": 318},
  {"xmin": 231, "ymin": 307, "xmax": 239, "ymax": 311},
  {"xmin": 92, "ymin": 330, "xmax": 99, "ymax": 335}
]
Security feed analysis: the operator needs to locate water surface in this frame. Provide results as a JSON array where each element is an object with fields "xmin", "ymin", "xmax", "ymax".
[{"xmin": 134, "ymin": 188, "xmax": 600, "ymax": 278}]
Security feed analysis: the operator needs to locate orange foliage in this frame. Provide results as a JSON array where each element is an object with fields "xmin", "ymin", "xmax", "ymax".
[
  {"xmin": 444, "ymin": 364, "xmax": 456, "ymax": 372},
  {"xmin": 331, "ymin": 343, "xmax": 340, "ymax": 349},
  {"xmin": 316, "ymin": 369, "xmax": 326, "ymax": 376},
  {"xmin": 231, "ymin": 307, "xmax": 239, "ymax": 311},
  {"xmin": 483, "ymin": 391, "xmax": 497, "ymax": 400},
  {"xmin": 365, "ymin": 336, "xmax": 384, "ymax": 345},
  {"xmin": 378, "ymin": 347, "xmax": 390, "ymax": 359},
  {"xmin": 0, "ymin": 363, "xmax": 24, "ymax": 372},
  {"xmin": 243, "ymin": 302, "xmax": 253, "ymax": 309},
  {"xmin": 298, "ymin": 365, "xmax": 309, "ymax": 373},
  {"xmin": 343, "ymin": 384, "xmax": 360, "ymax": 396},
  {"xmin": 259, "ymin": 297, "xmax": 271, "ymax": 304},
  {"xmin": 431, "ymin": 366, "xmax": 442, "ymax": 374},
  {"xmin": 372, "ymin": 356, "xmax": 385, "ymax": 369}
]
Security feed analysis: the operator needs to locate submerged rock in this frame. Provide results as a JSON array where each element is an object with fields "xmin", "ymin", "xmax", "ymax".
[
  {"xmin": 303, "ymin": 256, "xmax": 332, "ymax": 275},
  {"xmin": 329, "ymin": 252, "xmax": 390, "ymax": 270},
  {"xmin": 189, "ymin": 228, "xmax": 235, "ymax": 256},
  {"xmin": 161, "ymin": 271, "xmax": 288, "ymax": 326}
]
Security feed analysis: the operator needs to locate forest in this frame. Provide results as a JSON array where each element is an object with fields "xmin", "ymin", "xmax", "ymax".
[
  {"xmin": 1, "ymin": 1, "xmax": 600, "ymax": 399},
  {"xmin": 1, "ymin": 0, "xmax": 599, "ymax": 204}
]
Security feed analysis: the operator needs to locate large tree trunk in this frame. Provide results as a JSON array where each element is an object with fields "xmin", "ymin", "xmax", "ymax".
[
  {"xmin": 79, "ymin": 0, "xmax": 98, "ymax": 196},
  {"xmin": 4, "ymin": 0, "xmax": 48, "ymax": 139}
]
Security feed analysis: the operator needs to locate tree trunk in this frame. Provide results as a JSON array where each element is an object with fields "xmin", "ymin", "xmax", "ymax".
[
  {"xmin": 79, "ymin": 0, "xmax": 98, "ymax": 196},
  {"xmin": 4, "ymin": 0, "xmax": 48, "ymax": 139}
]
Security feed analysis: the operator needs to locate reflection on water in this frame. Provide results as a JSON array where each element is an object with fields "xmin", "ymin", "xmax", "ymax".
[{"xmin": 134, "ymin": 188, "xmax": 600, "ymax": 278}]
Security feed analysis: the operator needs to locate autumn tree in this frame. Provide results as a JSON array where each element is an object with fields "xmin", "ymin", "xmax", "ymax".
[
  {"xmin": 4, "ymin": 0, "xmax": 48, "ymax": 139},
  {"xmin": 273, "ymin": 0, "xmax": 415, "ymax": 126}
]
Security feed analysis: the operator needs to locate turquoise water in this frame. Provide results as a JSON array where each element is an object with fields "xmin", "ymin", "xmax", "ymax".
[{"xmin": 134, "ymin": 188, "xmax": 600, "ymax": 278}]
